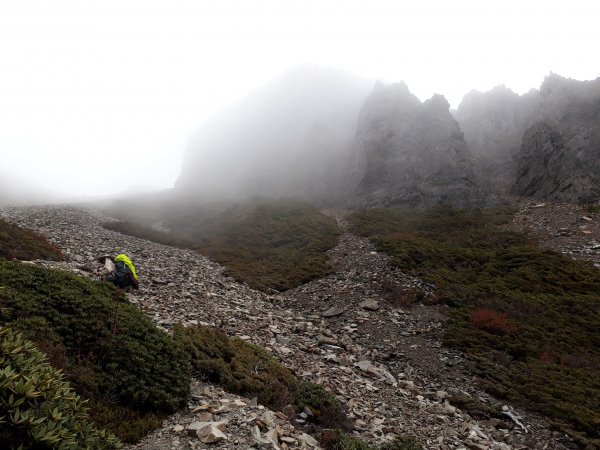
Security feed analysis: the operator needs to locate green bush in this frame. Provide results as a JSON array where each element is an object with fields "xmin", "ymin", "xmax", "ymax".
[
  {"xmin": 320, "ymin": 430, "xmax": 422, "ymax": 450},
  {"xmin": 0, "ymin": 327, "xmax": 122, "ymax": 449},
  {"xmin": 380, "ymin": 437, "xmax": 423, "ymax": 450},
  {"xmin": 297, "ymin": 380, "xmax": 340, "ymax": 414},
  {"xmin": 0, "ymin": 260, "xmax": 191, "ymax": 441},
  {"xmin": 174, "ymin": 324, "xmax": 297, "ymax": 409},
  {"xmin": 349, "ymin": 206, "xmax": 600, "ymax": 446},
  {"xmin": 0, "ymin": 218, "xmax": 63, "ymax": 261}
]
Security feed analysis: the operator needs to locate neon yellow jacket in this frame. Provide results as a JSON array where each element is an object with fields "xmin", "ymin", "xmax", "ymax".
[{"xmin": 114, "ymin": 254, "xmax": 138, "ymax": 281}]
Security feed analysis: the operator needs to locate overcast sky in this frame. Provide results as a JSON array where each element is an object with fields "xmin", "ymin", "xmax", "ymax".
[{"xmin": 1, "ymin": 0, "xmax": 599, "ymax": 198}]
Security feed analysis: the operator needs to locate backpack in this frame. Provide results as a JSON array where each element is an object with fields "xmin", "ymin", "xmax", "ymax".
[{"xmin": 113, "ymin": 261, "xmax": 128, "ymax": 288}]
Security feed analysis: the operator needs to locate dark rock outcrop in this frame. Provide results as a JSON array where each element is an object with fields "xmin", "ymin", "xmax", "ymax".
[
  {"xmin": 456, "ymin": 73, "xmax": 600, "ymax": 203},
  {"xmin": 356, "ymin": 82, "xmax": 486, "ymax": 207},
  {"xmin": 513, "ymin": 74, "xmax": 600, "ymax": 203},
  {"xmin": 454, "ymin": 86, "xmax": 539, "ymax": 193},
  {"xmin": 176, "ymin": 65, "xmax": 600, "ymax": 206}
]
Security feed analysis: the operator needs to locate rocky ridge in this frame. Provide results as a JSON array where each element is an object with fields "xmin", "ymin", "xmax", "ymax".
[
  {"xmin": 0, "ymin": 205, "xmax": 573, "ymax": 449},
  {"xmin": 356, "ymin": 83, "xmax": 486, "ymax": 208},
  {"xmin": 455, "ymin": 74, "xmax": 600, "ymax": 203}
]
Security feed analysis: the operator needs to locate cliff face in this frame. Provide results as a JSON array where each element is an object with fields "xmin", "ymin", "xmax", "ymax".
[
  {"xmin": 456, "ymin": 74, "xmax": 600, "ymax": 203},
  {"xmin": 454, "ymin": 86, "xmax": 539, "ymax": 193},
  {"xmin": 176, "ymin": 67, "xmax": 600, "ymax": 207},
  {"xmin": 514, "ymin": 74, "xmax": 600, "ymax": 203},
  {"xmin": 175, "ymin": 65, "xmax": 373, "ymax": 203},
  {"xmin": 356, "ymin": 83, "xmax": 486, "ymax": 207}
]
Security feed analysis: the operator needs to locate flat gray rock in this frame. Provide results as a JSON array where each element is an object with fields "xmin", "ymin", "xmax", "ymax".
[{"xmin": 322, "ymin": 306, "xmax": 344, "ymax": 317}]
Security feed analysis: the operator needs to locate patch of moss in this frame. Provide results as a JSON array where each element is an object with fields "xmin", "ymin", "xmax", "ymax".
[
  {"xmin": 349, "ymin": 206, "xmax": 600, "ymax": 446},
  {"xmin": 0, "ymin": 218, "xmax": 63, "ymax": 261},
  {"xmin": 0, "ymin": 260, "xmax": 191, "ymax": 443}
]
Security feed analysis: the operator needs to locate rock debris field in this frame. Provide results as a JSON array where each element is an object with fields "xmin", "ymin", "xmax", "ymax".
[{"xmin": 0, "ymin": 204, "xmax": 579, "ymax": 450}]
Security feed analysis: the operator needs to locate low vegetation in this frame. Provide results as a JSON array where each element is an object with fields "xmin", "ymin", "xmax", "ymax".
[
  {"xmin": 173, "ymin": 324, "xmax": 347, "ymax": 428},
  {"xmin": 0, "ymin": 259, "xmax": 191, "ymax": 443},
  {"xmin": 320, "ymin": 430, "xmax": 422, "ymax": 450},
  {"xmin": 174, "ymin": 324, "xmax": 423, "ymax": 446},
  {"xmin": 349, "ymin": 206, "xmax": 600, "ymax": 447},
  {"xmin": 585, "ymin": 204, "xmax": 600, "ymax": 214},
  {"xmin": 0, "ymin": 218, "xmax": 63, "ymax": 261},
  {"xmin": 0, "ymin": 327, "xmax": 122, "ymax": 449},
  {"xmin": 104, "ymin": 198, "xmax": 340, "ymax": 292}
]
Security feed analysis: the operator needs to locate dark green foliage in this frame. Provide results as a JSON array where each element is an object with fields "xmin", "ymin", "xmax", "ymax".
[
  {"xmin": 85, "ymin": 400, "xmax": 163, "ymax": 444},
  {"xmin": 321, "ymin": 430, "xmax": 372, "ymax": 450},
  {"xmin": 296, "ymin": 380, "xmax": 340, "ymax": 415},
  {"xmin": 103, "ymin": 198, "xmax": 340, "ymax": 292},
  {"xmin": 380, "ymin": 436, "xmax": 423, "ymax": 450},
  {"xmin": 0, "ymin": 218, "xmax": 63, "ymax": 261},
  {"xmin": 0, "ymin": 260, "xmax": 191, "ymax": 442},
  {"xmin": 173, "ymin": 324, "xmax": 348, "ymax": 428},
  {"xmin": 0, "ymin": 327, "xmax": 122, "ymax": 449},
  {"xmin": 349, "ymin": 206, "xmax": 600, "ymax": 446},
  {"xmin": 320, "ymin": 430, "xmax": 422, "ymax": 450}
]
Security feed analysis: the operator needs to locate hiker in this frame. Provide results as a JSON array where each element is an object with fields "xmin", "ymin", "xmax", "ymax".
[{"xmin": 107, "ymin": 253, "xmax": 139, "ymax": 290}]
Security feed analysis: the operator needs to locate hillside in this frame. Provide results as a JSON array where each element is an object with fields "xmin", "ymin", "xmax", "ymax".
[
  {"xmin": 349, "ymin": 205, "xmax": 600, "ymax": 447},
  {"xmin": 1, "ymin": 204, "xmax": 579, "ymax": 449},
  {"xmin": 102, "ymin": 197, "xmax": 341, "ymax": 292}
]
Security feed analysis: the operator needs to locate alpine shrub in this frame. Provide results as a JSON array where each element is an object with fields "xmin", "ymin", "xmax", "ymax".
[
  {"xmin": 0, "ymin": 260, "xmax": 191, "ymax": 441},
  {"xmin": 173, "ymin": 324, "xmax": 298, "ymax": 409},
  {"xmin": 0, "ymin": 218, "xmax": 63, "ymax": 261},
  {"xmin": 173, "ymin": 324, "xmax": 350, "ymax": 429},
  {"xmin": 349, "ymin": 206, "xmax": 600, "ymax": 445},
  {"xmin": 471, "ymin": 308, "xmax": 517, "ymax": 335},
  {"xmin": 104, "ymin": 199, "xmax": 341, "ymax": 292},
  {"xmin": 0, "ymin": 327, "xmax": 122, "ymax": 449},
  {"xmin": 320, "ymin": 430, "xmax": 423, "ymax": 450}
]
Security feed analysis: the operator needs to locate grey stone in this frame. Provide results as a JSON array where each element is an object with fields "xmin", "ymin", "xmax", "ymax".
[
  {"xmin": 359, "ymin": 299, "xmax": 380, "ymax": 311},
  {"xmin": 322, "ymin": 307, "xmax": 344, "ymax": 317}
]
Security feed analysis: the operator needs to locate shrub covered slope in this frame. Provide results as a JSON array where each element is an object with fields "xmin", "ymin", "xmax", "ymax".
[
  {"xmin": 0, "ymin": 259, "xmax": 191, "ymax": 443},
  {"xmin": 0, "ymin": 217, "xmax": 63, "ymax": 261},
  {"xmin": 104, "ymin": 198, "xmax": 340, "ymax": 292},
  {"xmin": 350, "ymin": 206, "xmax": 600, "ymax": 447}
]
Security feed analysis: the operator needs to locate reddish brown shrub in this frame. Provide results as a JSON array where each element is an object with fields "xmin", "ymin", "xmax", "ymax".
[
  {"xmin": 471, "ymin": 308, "xmax": 517, "ymax": 335},
  {"xmin": 387, "ymin": 231, "xmax": 417, "ymax": 241},
  {"xmin": 538, "ymin": 351, "xmax": 553, "ymax": 364},
  {"xmin": 422, "ymin": 292, "xmax": 445, "ymax": 306}
]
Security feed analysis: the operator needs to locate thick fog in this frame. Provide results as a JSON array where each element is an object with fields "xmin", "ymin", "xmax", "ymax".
[{"xmin": 1, "ymin": 0, "xmax": 599, "ymax": 203}]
